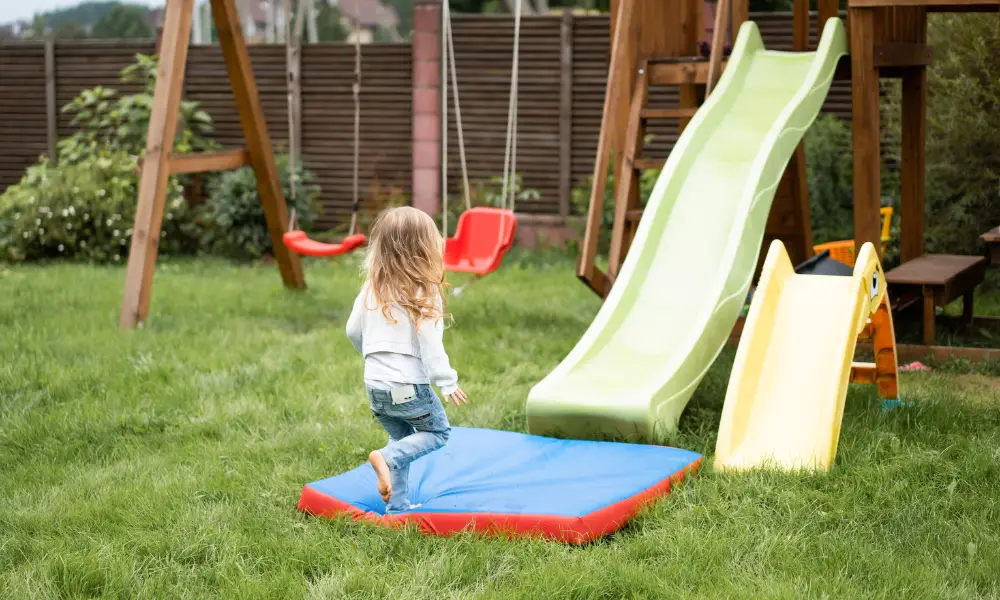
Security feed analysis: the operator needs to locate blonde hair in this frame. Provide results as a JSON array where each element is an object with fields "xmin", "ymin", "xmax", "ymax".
[{"xmin": 362, "ymin": 206, "xmax": 449, "ymax": 329}]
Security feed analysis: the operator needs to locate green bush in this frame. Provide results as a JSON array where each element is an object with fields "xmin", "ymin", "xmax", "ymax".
[
  {"xmin": 58, "ymin": 54, "xmax": 216, "ymax": 164},
  {"xmin": 202, "ymin": 153, "xmax": 320, "ymax": 259},
  {"xmin": 0, "ymin": 149, "xmax": 197, "ymax": 263},
  {"xmin": 803, "ymin": 113, "xmax": 900, "ymax": 262},
  {"xmin": 803, "ymin": 114, "xmax": 855, "ymax": 244},
  {"xmin": 891, "ymin": 14, "xmax": 1000, "ymax": 255}
]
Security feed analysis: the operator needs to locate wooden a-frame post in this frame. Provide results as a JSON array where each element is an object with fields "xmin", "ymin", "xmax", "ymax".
[{"xmin": 119, "ymin": 0, "xmax": 305, "ymax": 330}]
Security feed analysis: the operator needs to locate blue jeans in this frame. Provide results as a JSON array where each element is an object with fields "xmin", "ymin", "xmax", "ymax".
[{"xmin": 368, "ymin": 384, "xmax": 451, "ymax": 513}]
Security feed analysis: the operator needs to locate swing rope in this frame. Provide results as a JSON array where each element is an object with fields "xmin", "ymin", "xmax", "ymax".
[
  {"xmin": 285, "ymin": 0, "xmax": 296, "ymax": 207},
  {"xmin": 499, "ymin": 0, "xmax": 522, "ymax": 215},
  {"xmin": 348, "ymin": 18, "xmax": 362, "ymax": 237},
  {"xmin": 282, "ymin": 1, "xmax": 365, "ymax": 257},
  {"xmin": 441, "ymin": 0, "xmax": 520, "ymax": 250},
  {"xmin": 445, "ymin": 1, "xmax": 472, "ymax": 213}
]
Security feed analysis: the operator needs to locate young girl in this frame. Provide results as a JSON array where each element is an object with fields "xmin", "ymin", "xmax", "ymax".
[{"xmin": 346, "ymin": 206, "xmax": 468, "ymax": 514}]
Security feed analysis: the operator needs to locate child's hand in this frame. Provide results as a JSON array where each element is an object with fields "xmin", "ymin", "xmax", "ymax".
[{"xmin": 446, "ymin": 388, "xmax": 468, "ymax": 405}]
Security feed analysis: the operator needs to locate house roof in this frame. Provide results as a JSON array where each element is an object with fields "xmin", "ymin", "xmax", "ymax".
[{"xmin": 339, "ymin": 0, "xmax": 399, "ymax": 28}]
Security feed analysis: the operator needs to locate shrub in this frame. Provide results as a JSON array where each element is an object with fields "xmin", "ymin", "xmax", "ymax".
[
  {"xmin": 58, "ymin": 54, "xmax": 216, "ymax": 163},
  {"xmin": 0, "ymin": 149, "xmax": 196, "ymax": 263},
  {"xmin": 804, "ymin": 114, "xmax": 855, "ymax": 244},
  {"xmin": 800, "ymin": 114, "xmax": 900, "ymax": 262},
  {"xmin": 882, "ymin": 14, "xmax": 1000, "ymax": 255},
  {"xmin": 202, "ymin": 153, "xmax": 320, "ymax": 259}
]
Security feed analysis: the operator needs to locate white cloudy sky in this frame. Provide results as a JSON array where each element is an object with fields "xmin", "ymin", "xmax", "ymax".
[{"xmin": 1, "ymin": 0, "xmax": 162, "ymax": 24}]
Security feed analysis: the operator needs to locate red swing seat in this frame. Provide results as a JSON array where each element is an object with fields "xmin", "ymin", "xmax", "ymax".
[
  {"xmin": 283, "ymin": 231, "xmax": 367, "ymax": 257},
  {"xmin": 443, "ymin": 207, "xmax": 517, "ymax": 275}
]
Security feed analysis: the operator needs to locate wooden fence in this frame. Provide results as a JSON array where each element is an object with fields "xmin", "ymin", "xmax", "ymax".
[{"xmin": 0, "ymin": 12, "xmax": 852, "ymax": 229}]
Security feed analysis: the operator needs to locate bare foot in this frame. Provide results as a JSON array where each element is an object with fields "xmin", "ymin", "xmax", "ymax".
[{"xmin": 368, "ymin": 450, "xmax": 392, "ymax": 503}]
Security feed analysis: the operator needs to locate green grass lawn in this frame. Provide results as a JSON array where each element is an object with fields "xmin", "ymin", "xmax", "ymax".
[{"xmin": 2, "ymin": 252, "xmax": 1000, "ymax": 599}]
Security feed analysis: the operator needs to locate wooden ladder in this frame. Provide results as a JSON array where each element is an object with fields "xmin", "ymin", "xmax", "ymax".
[
  {"xmin": 606, "ymin": 57, "xmax": 707, "ymax": 281},
  {"xmin": 606, "ymin": 0, "xmax": 733, "ymax": 283}
]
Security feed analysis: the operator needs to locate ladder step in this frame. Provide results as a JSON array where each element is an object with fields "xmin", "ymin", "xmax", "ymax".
[
  {"xmin": 626, "ymin": 209, "xmax": 643, "ymax": 223},
  {"xmin": 641, "ymin": 108, "xmax": 698, "ymax": 120},
  {"xmin": 631, "ymin": 158, "xmax": 665, "ymax": 170}
]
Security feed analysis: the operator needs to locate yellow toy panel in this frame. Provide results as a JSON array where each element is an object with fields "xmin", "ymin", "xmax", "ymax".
[{"xmin": 812, "ymin": 207, "xmax": 893, "ymax": 267}]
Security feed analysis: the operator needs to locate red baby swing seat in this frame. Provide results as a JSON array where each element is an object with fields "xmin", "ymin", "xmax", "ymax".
[
  {"xmin": 283, "ymin": 230, "xmax": 366, "ymax": 258},
  {"xmin": 443, "ymin": 207, "xmax": 517, "ymax": 275}
]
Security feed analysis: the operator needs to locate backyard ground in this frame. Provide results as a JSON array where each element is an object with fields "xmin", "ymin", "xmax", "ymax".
[{"xmin": 2, "ymin": 252, "xmax": 1000, "ymax": 599}]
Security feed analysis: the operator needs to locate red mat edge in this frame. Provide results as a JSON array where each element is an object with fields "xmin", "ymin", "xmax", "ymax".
[{"xmin": 296, "ymin": 457, "xmax": 702, "ymax": 544}]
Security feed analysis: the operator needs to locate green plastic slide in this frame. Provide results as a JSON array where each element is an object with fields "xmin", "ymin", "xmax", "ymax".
[{"xmin": 526, "ymin": 18, "xmax": 849, "ymax": 442}]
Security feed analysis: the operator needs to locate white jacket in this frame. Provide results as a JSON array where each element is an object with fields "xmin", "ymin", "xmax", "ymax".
[{"xmin": 345, "ymin": 284, "xmax": 459, "ymax": 395}]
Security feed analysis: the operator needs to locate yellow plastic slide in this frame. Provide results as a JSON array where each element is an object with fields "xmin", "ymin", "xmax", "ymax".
[{"xmin": 714, "ymin": 240, "xmax": 899, "ymax": 472}]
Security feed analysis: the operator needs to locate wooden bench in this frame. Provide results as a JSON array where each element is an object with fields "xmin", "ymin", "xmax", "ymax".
[
  {"xmin": 982, "ymin": 226, "xmax": 1000, "ymax": 266},
  {"xmin": 885, "ymin": 254, "xmax": 987, "ymax": 345}
]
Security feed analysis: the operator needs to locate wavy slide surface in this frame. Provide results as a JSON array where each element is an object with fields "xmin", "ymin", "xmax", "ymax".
[{"xmin": 526, "ymin": 19, "xmax": 849, "ymax": 442}]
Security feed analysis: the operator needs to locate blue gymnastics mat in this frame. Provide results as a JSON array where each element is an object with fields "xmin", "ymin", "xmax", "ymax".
[{"xmin": 298, "ymin": 427, "xmax": 701, "ymax": 543}]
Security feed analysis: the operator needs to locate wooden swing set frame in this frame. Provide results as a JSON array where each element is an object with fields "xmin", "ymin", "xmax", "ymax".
[{"xmin": 119, "ymin": 0, "xmax": 304, "ymax": 329}]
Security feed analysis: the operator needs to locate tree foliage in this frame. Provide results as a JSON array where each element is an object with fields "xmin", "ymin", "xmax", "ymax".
[
  {"xmin": 881, "ymin": 14, "xmax": 1000, "ymax": 255},
  {"xmin": 91, "ymin": 4, "xmax": 154, "ymax": 39}
]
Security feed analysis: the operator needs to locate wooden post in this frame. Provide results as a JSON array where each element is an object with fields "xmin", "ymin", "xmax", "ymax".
[
  {"xmin": 793, "ymin": 0, "xmax": 809, "ymax": 51},
  {"xmin": 706, "ymin": 0, "xmax": 730, "ymax": 95},
  {"xmin": 120, "ymin": 0, "xmax": 196, "ymax": 329},
  {"xmin": 898, "ymin": 8, "xmax": 927, "ymax": 265},
  {"xmin": 44, "ymin": 39, "xmax": 57, "ymax": 165},
  {"xmin": 210, "ymin": 0, "xmax": 304, "ymax": 285},
  {"xmin": 608, "ymin": 67, "xmax": 648, "ymax": 279},
  {"xmin": 849, "ymin": 7, "xmax": 883, "ymax": 257},
  {"xmin": 576, "ymin": 2, "xmax": 636, "ymax": 295},
  {"xmin": 817, "ymin": 0, "xmax": 839, "ymax": 46},
  {"xmin": 676, "ymin": 0, "xmax": 699, "ymax": 135},
  {"xmin": 559, "ymin": 9, "xmax": 573, "ymax": 217},
  {"xmin": 899, "ymin": 67, "xmax": 926, "ymax": 264},
  {"xmin": 731, "ymin": 0, "xmax": 748, "ymax": 34}
]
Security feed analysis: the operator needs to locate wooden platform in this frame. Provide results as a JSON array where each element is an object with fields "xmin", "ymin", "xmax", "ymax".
[
  {"xmin": 982, "ymin": 226, "xmax": 1000, "ymax": 266},
  {"xmin": 884, "ymin": 253, "xmax": 987, "ymax": 345}
]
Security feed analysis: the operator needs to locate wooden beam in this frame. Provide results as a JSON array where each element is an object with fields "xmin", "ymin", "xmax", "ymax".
[
  {"xmin": 210, "ymin": 0, "xmax": 304, "ymax": 290},
  {"xmin": 706, "ymin": 0, "xmax": 730, "ymax": 95},
  {"xmin": 793, "ymin": 0, "xmax": 809, "ymax": 51},
  {"xmin": 641, "ymin": 108, "xmax": 698, "ymax": 119},
  {"xmin": 787, "ymin": 144, "xmax": 814, "ymax": 263},
  {"xmin": 168, "ymin": 149, "xmax": 251, "ymax": 175},
  {"xmin": 648, "ymin": 60, "xmax": 726, "ymax": 86},
  {"xmin": 895, "ymin": 343, "xmax": 1000, "ymax": 363},
  {"xmin": 900, "ymin": 67, "xmax": 927, "ymax": 263},
  {"xmin": 632, "ymin": 158, "xmax": 665, "ymax": 170},
  {"xmin": 732, "ymin": 0, "xmax": 749, "ymax": 34},
  {"xmin": 119, "ymin": 0, "xmax": 195, "ymax": 330},
  {"xmin": 677, "ymin": 0, "xmax": 701, "ymax": 134},
  {"xmin": 817, "ymin": 0, "xmax": 840, "ymax": 43},
  {"xmin": 608, "ymin": 67, "xmax": 649, "ymax": 281},
  {"xmin": 577, "ymin": 1, "xmax": 636, "ymax": 291},
  {"xmin": 849, "ymin": 7, "xmax": 883, "ymax": 258},
  {"xmin": 874, "ymin": 42, "xmax": 931, "ymax": 66}
]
